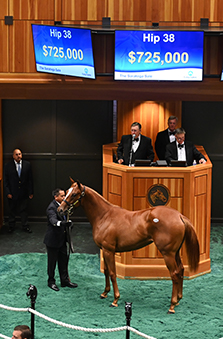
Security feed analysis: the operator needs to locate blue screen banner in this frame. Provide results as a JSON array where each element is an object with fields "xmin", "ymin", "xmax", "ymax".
[
  {"xmin": 32, "ymin": 24, "xmax": 95, "ymax": 79},
  {"xmin": 115, "ymin": 30, "xmax": 204, "ymax": 81}
]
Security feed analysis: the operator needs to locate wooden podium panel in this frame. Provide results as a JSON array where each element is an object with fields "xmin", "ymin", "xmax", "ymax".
[{"xmin": 101, "ymin": 143, "xmax": 212, "ymax": 279}]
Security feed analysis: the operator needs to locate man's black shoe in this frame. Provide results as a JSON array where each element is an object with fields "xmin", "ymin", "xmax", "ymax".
[
  {"xmin": 61, "ymin": 281, "xmax": 78, "ymax": 288},
  {"xmin": 48, "ymin": 283, "xmax": 60, "ymax": 291},
  {"xmin": 23, "ymin": 227, "xmax": 32, "ymax": 233}
]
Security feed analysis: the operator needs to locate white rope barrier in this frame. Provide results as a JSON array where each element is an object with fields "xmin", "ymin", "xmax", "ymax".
[
  {"xmin": 0, "ymin": 304, "xmax": 28, "ymax": 312},
  {"xmin": 0, "ymin": 303, "xmax": 156, "ymax": 339},
  {"xmin": 29, "ymin": 308, "xmax": 126, "ymax": 333},
  {"xmin": 0, "ymin": 334, "xmax": 11, "ymax": 339},
  {"xmin": 1, "ymin": 303, "xmax": 222, "ymax": 339}
]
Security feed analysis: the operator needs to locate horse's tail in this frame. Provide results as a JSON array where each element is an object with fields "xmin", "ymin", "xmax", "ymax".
[{"xmin": 181, "ymin": 216, "xmax": 200, "ymax": 272}]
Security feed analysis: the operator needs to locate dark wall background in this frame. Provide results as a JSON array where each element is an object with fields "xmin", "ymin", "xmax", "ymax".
[
  {"xmin": 2, "ymin": 99, "xmax": 223, "ymax": 221},
  {"xmin": 182, "ymin": 101, "xmax": 223, "ymax": 221},
  {"xmin": 2, "ymin": 99, "xmax": 113, "ymax": 221}
]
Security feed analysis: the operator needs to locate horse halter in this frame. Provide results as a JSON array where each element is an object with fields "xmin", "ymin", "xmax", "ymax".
[{"xmin": 63, "ymin": 185, "xmax": 85, "ymax": 216}]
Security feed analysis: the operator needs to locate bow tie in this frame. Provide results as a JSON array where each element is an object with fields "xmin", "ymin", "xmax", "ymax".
[
  {"xmin": 133, "ymin": 138, "xmax": 139, "ymax": 142},
  {"xmin": 178, "ymin": 144, "xmax": 184, "ymax": 149},
  {"xmin": 169, "ymin": 131, "xmax": 175, "ymax": 136}
]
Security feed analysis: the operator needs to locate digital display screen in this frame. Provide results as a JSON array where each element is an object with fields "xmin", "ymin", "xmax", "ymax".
[
  {"xmin": 32, "ymin": 24, "xmax": 95, "ymax": 79},
  {"xmin": 114, "ymin": 30, "xmax": 204, "ymax": 81}
]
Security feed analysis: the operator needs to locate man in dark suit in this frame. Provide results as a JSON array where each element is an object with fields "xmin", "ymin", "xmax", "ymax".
[
  {"xmin": 44, "ymin": 188, "xmax": 78, "ymax": 291},
  {"xmin": 155, "ymin": 116, "xmax": 178, "ymax": 160},
  {"xmin": 165, "ymin": 127, "xmax": 207, "ymax": 166},
  {"xmin": 4, "ymin": 149, "xmax": 33, "ymax": 233},
  {"xmin": 117, "ymin": 122, "xmax": 154, "ymax": 166}
]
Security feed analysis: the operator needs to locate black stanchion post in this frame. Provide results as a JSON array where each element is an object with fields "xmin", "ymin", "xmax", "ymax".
[
  {"xmin": 125, "ymin": 302, "xmax": 132, "ymax": 339},
  {"xmin": 26, "ymin": 284, "xmax": 38, "ymax": 339}
]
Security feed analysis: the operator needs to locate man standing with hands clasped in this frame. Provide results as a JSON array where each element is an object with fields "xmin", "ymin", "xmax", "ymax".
[
  {"xmin": 4, "ymin": 148, "xmax": 33, "ymax": 233},
  {"xmin": 44, "ymin": 188, "xmax": 78, "ymax": 291}
]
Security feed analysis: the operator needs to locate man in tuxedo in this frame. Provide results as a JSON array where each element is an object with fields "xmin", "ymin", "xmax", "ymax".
[
  {"xmin": 4, "ymin": 149, "xmax": 33, "ymax": 233},
  {"xmin": 117, "ymin": 122, "xmax": 154, "ymax": 166},
  {"xmin": 165, "ymin": 127, "xmax": 207, "ymax": 166},
  {"xmin": 44, "ymin": 188, "xmax": 78, "ymax": 292},
  {"xmin": 155, "ymin": 116, "xmax": 178, "ymax": 160}
]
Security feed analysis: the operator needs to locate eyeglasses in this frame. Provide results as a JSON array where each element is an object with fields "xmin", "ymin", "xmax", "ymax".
[{"xmin": 175, "ymin": 135, "xmax": 185, "ymax": 141}]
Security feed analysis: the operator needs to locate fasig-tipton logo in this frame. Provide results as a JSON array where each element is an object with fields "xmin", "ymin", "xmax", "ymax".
[
  {"xmin": 147, "ymin": 184, "xmax": 170, "ymax": 207},
  {"xmin": 82, "ymin": 68, "xmax": 91, "ymax": 77}
]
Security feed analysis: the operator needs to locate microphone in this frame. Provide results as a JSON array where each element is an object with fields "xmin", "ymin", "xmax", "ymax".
[{"xmin": 132, "ymin": 134, "xmax": 136, "ymax": 141}]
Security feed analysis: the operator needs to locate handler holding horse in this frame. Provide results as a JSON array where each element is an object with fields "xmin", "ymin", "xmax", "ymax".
[{"xmin": 58, "ymin": 179, "xmax": 200, "ymax": 314}]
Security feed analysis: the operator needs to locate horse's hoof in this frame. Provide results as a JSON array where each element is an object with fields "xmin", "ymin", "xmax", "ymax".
[
  {"xmin": 110, "ymin": 303, "xmax": 118, "ymax": 307},
  {"xmin": 100, "ymin": 294, "xmax": 108, "ymax": 299},
  {"xmin": 167, "ymin": 309, "xmax": 175, "ymax": 314}
]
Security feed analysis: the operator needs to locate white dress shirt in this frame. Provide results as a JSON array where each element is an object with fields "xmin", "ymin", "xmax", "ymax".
[
  {"xmin": 132, "ymin": 134, "xmax": 141, "ymax": 153},
  {"xmin": 14, "ymin": 160, "xmax": 22, "ymax": 175},
  {"xmin": 176, "ymin": 142, "xmax": 186, "ymax": 161}
]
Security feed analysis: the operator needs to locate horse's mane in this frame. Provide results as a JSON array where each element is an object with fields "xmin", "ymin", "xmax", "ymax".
[{"xmin": 86, "ymin": 185, "xmax": 121, "ymax": 208}]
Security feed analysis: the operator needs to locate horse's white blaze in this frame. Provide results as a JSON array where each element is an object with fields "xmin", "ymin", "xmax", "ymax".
[
  {"xmin": 153, "ymin": 218, "xmax": 159, "ymax": 223},
  {"xmin": 65, "ymin": 187, "xmax": 73, "ymax": 199}
]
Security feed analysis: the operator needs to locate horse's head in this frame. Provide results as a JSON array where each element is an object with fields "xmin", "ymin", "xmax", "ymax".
[
  {"xmin": 156, "ymin": 189, "xmax": 167, "ymax": 202},
  {"xmin": 57, "ymin": 178, "xmax": 85, "ymax": 217},
  {"xmin": 150, "ymin": 189, "xmax": 167, "ymax": 204}
]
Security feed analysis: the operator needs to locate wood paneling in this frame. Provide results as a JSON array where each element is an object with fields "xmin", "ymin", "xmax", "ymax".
[
  {"xmin": 9, "ymin": 20, "xmax": 53, "ymax": 73},
  {"xmin": 55, "ymin": 0, "xmax": 62, "ymax": 22},
  {"xmin": 108, "ymin": 0, "xmax": 223, "ymax": 24},
  {"xmin": 159, "ymin": 178, "xmax": 183, "ymax": 197},
  {"xmin": 194, "ymin": 194, "xmax": 207, "ymax": 254},
  {"xmin": 195, "ymin": 175, "xmax": 207, "ymax": 195},
  {"xmin": 117, "ymin": 101, "xmax": 182, "ymax": 159},
  {"xmin": 133, "ymin": 177, "xmax": 183, "ymax": 211},
  {"xmin": 0, "ymin": 1, "xmax": 8, "ymax": 19},
  {"xmin": 108, "ymin": 0, "xmax": 151, "ymax": 22},
  {"xmin": 108, "ymin": 173, "xmax": 122, "ymax": 194},
  {"xmin": 134, "ymin": 178, "xmax": 158, "ymax": 196},
  {"xmin": 0, "ymin": 21, "xmax": 9, "ymax": 72},
  {"xmin": 9, "ymin": 0, "xmax": 55, "ymax": 20},
  {"xmin": 62, "ymin": 0, "xmax": 107, "ymax": 21},
  {"xmin": 108, "ymin": 193, "xmax": 122, "ymax": 206}
]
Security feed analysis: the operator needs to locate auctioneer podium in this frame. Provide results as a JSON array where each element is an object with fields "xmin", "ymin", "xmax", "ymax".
[{"xmin": 101, "ymin": 143, "xmax": 212, "ymax": 279}]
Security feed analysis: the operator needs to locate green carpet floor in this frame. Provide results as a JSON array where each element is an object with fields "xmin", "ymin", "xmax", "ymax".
[{"xmin": 0, "ymin": 225, "xmax": 222, "ymax": 339}]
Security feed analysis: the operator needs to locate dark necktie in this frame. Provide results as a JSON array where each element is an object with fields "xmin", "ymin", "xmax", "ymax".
[
  {"xmin": 134, "ymin": 138, "xmax": 139, "ymax": 142},
  {"xmin": 169, "ymin": 131, "xmax": 175, "ymax": 136},
  {"xmin": 178, "ymin": 144, "xmax": 184, "ymax": 149}
]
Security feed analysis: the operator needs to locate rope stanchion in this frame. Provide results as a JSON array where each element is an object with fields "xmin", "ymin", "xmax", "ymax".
[
  {"xmin": 26, "ymin": 285, "xmax": 38, "ymax": 339},
  {"xmin": 0, "ymin": 302, "xmax": 156, "ymax": 338},
  {"xmin": 125, "ymin": 302, "xmax": 132, "ymax": 339}
]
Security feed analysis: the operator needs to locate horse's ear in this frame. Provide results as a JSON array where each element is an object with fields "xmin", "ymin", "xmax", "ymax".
[
  {"xmin": 76, "ymin": 179, "xmax": 81, "ymax": 189},
  {"xmin": 69, "ymin": 177, "xmax": 75, "ymax": 183}
]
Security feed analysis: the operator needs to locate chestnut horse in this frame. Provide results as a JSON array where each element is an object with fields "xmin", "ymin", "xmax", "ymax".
[{"xmin": 58, "ymin": 179, "xmax": 200, "ymax": 314}]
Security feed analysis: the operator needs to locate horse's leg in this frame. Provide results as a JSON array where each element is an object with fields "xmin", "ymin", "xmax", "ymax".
[
  {"xmin": 175, "ymin": 251, "xmax": 184, "ymax": 303},
  {"xmin": 162, "ymin": 253, "xmax": 182, "ymax": 314},
  {"xmin": 100, "ymin": 255, "xmax": 111, "ymax": 299},
  {"xmin": 102, "ymin": 248, "xmax": 120, "ymax": 307}
]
